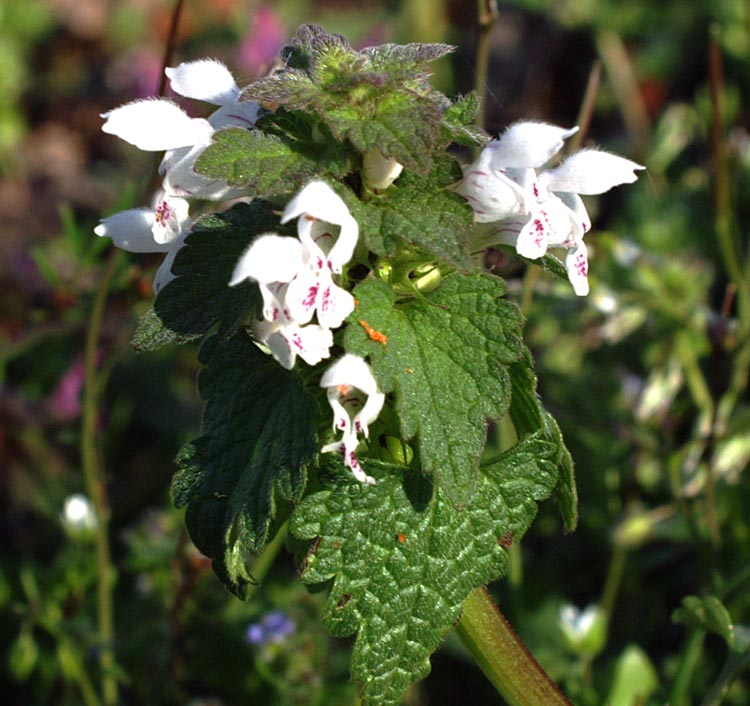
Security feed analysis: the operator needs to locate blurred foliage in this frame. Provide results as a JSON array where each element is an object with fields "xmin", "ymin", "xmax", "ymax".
[{"xmin": 1, "ymin": 0, "xmax": 749, "ymax": 705}]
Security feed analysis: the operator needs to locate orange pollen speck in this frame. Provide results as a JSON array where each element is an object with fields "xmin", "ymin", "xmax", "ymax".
[
  {"xmin": 337, "ymin": 384, "xmax": 351, "ymax": 396},
  {"xmin": 358, "ymin": 319, "xmax": 388, "ymax": 345},
  {"xmin": 304, "ymin": 214, "xmax": 317, "ymax": 221}
]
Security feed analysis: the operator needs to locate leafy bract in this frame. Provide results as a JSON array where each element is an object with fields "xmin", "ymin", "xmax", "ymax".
[
  {"xmin": 440, "ymin": 91, "xmax": 489, "ymax": 147},
  {"xmin": 345, "ymin": 274, "xmax": 525, "ymax": 505},
  {"xmin": 171, "ymin": 332, "xmax": 319, "ymax": 597},
  {"xmin": 153, "ymin": 200, "xmax": 279, "ymax": 339},
  {"xmin": 291, "ymin": 433, "xmax": 560, "ymax": 706},
  {"xmin": 242, "ymin": 24, "xmax": 454, "ymax": 172}
]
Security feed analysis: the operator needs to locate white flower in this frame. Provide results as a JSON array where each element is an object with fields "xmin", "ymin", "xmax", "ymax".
[
  {"xmin": 94, "ymin": 192, "xmax": 191, "ymax": 293},
  {"xmin": 62, "ymin": 494, "xmax": 98, "ymax": 534},
  {"xmin": 253, "ymin": 317, "xmax": 334, "ymax": 370},
  {"xmin": 455, "ymin": 121, "xmax": 578, "ymax": 224},
  {"xmin": 96, "ymin": 59, "xmax": 259, "ymax": 285},
  {"xmin": 320, "ymin": 355, "xmax": 385, "ymax": 485},
  {"xmin": 281, "ymin": 181, "xmax": 359, "ymax": 274},
  {"xmin": 102, "ymin": 59, "xmax": 259, "ymax": 201},
  {"xmin": 458, "ymin": 122, "xmax": 644, "ymax": 297},
  {"xmin": 278, "ymin": 182, "xmax": 358, "ymax": 329},
  {"xmin": 229, "ymin": 181, "xmax": 361, "ymax": 370}
]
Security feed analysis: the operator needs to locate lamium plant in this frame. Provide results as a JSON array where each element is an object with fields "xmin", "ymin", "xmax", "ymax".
[{"xmin": 96, "ymin": 24, "xmax": 642, "ymax": 706}]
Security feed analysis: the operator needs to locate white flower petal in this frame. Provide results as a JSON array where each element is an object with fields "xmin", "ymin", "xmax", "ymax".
[
  {"xmin": 354, "ymin": 391, "xmax": 385, "ymax": 438},
  {"xmin": 284, "ymin": 270, "xmax": 320, "ymax": 325},
  {"xmin": 165, "ymin": 59, "xmax": 240, "ymax": 104},
  {"xmin": 101, "ymin": 99, "xmax": 213, "ymax": 151},
  {"xmin": 152, "ymin": 240, "xmax": 185, "ymax": 294},
  {"xmin": 95, "ymin": 209, "xmax": 168, "ymax": 253},
  {"xmin": 566, "ymin": 242, "xmax": 590, "ymax": 296},
  {"xmin": 285, "ymin": 323, "xmax": 334, "ymax": 366},
  {"xmin": 209, "ymin": 101, "xmax": 260, "ymax": 130},
  {"xmin": 489, "ymin": 121, "xmax": 578, "ymax": 169},
  {"xmin": 543, "ymin": 149, "xmax": 645, "ymax": 195},
  {"xmin": 363, "ymin": 148, "xmax": 404, "ymax": 190},
  {"xmin": 320, "ymin": 354, "xmax": 380, "ymax": 397},
  {"xmin": 516, "ymin": 213, "xmax": 550, "ymax": 259},
  {"xmin": 151, "ymin": 195, "xmax": 190, "ymax": 245},
  {"xmin": 315, "ymin": 280, "xmax": 355, "ymax": 330},
  {"xmin": 229, "ymin": 235, "xmax": 306, "ymax": 286},
  {"xmin": 456, "ymin": 154, "xmax": 532, "ymax": 223},
  {"xmin": 282, "ymin": 181, "xmax": 359, "ymax": 273}
]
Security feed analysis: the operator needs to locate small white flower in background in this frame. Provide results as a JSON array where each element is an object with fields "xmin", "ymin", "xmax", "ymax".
[
  {"xmin": 320, "ymin": 354, "xmax": 385, "ymax": 485},
  {"xmin": 458, "ymin": 121, "xmax": 644, "ymax": 296},
  {"xmin": 62, "ymin": 494, "xmax": 98, "ymax": 534},
  {"xmin": 558, "ymin": 603, "xmax": 607, "ymax": 657},
  {"xmin": 230, "ymin": 182, "xmax": 358, "ymax": 369}
]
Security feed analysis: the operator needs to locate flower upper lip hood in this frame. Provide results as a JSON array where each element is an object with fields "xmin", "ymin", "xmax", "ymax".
[
  {"xmin": 281, "ymin": 180, "xmax": 359, "ymax": 275},
  {"xmin": 320, "ymin": 354, "xmax": 385, "ymax": 485}
]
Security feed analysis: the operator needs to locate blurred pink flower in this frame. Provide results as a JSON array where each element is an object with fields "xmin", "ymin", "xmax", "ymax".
[
  {"xmin": 236, "ymin": 6, "xmax": 286, "ymax": 76},
  {"xmin": 48, "ymin": 357, "xmax": 87, "ymax": 420}
]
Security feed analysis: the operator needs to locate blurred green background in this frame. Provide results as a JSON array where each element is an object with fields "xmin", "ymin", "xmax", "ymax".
[{"xmin": 1, "ymin": 1, "xmax": 748, "ymax": 705}]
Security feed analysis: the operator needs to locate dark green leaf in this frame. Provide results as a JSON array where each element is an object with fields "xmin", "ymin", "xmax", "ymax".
[
  {"xmin": 154, "ymin": 201, "xmax": 278, "ymax": 339},
  {"xmin": 291, "ymin": 432, "xmax": 560, "ymax": 706},
  {"xmin": 172, "ymin": 332, "xmax": 319, "ymax": 597},
  {"xmin": 344, "ymin": 275, "xmax": 525, "ymax": 505}
]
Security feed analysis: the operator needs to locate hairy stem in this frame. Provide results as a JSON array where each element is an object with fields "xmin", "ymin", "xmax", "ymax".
[{"xmin": 456, "ymin": 586, "xmax": 574, "ymax": 706}]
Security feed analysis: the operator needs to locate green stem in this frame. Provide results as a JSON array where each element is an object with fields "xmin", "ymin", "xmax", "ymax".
[
  {"xmin": 456, "ymin": 587, "xmax": 574, "ymax": 706},
  {"xmin": 669, "ymin": 630, "xmax": 705, "ymax": 706},
  {"xmin": 709, "ymin": 24, "xmax": 749, "ymax": 329},
  {"xmin": 600, "ymin": 543, "xmax": 627, "ymax": 622},
  {"xmin": 700, "ymin": 650, "xmax": 750, "ymax": 706},
  {"xmin": 81, "ymin": 249, "xmax": 122, "ymax": 706},
  {"xmin": 475, "ymin": 0, "xmax": 499, "ymax": 131}
]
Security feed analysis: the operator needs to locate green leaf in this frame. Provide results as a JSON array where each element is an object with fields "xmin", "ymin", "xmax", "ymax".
[
  {"xmin": 291, "ymin": 432, "xmax": 560, "ymax": 706},
  {"xmin": 154, "ymin": 200, "xmax": 278, "ymax": 339},
  {"xmin": 441, "ymin": 92, "xmax": 490, "ymax": 147},
  {"xmin": 508, "ymin": 355, "xmax": 577, "ymax": 531},
  {"xmin": 195, "ymin": 126, "xmax": 350, "ymax": 195},
  {"xmin": 348, "ymin": 155, "xmax": 474, "ymax": 267},
  {"xmin": 131, "ymin": 307, "xmax": 200, "ymax": 352},
  {"xmin": 344, "ymin": 274, "xmax": 525, "ymax": 506},
  {"xmin": 172, "ymin": 332, "xmax": 320, "ymax": 597}
]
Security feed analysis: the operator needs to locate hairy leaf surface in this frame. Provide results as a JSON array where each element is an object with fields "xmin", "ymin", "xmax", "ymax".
[
  {"xmin": 172, "ymin": 332, "xmax": 319, "ymax": 597},
  {"xmin": 153, "ymin": 200, "xmax": 278, "ymax": 339},
  {"xmin": 345, "ymin": 275, "xmax": 525, "ymax": 505},
  {"xmin": 291, "ymin": 434, "xmax": 559, "ymax": 706}
]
